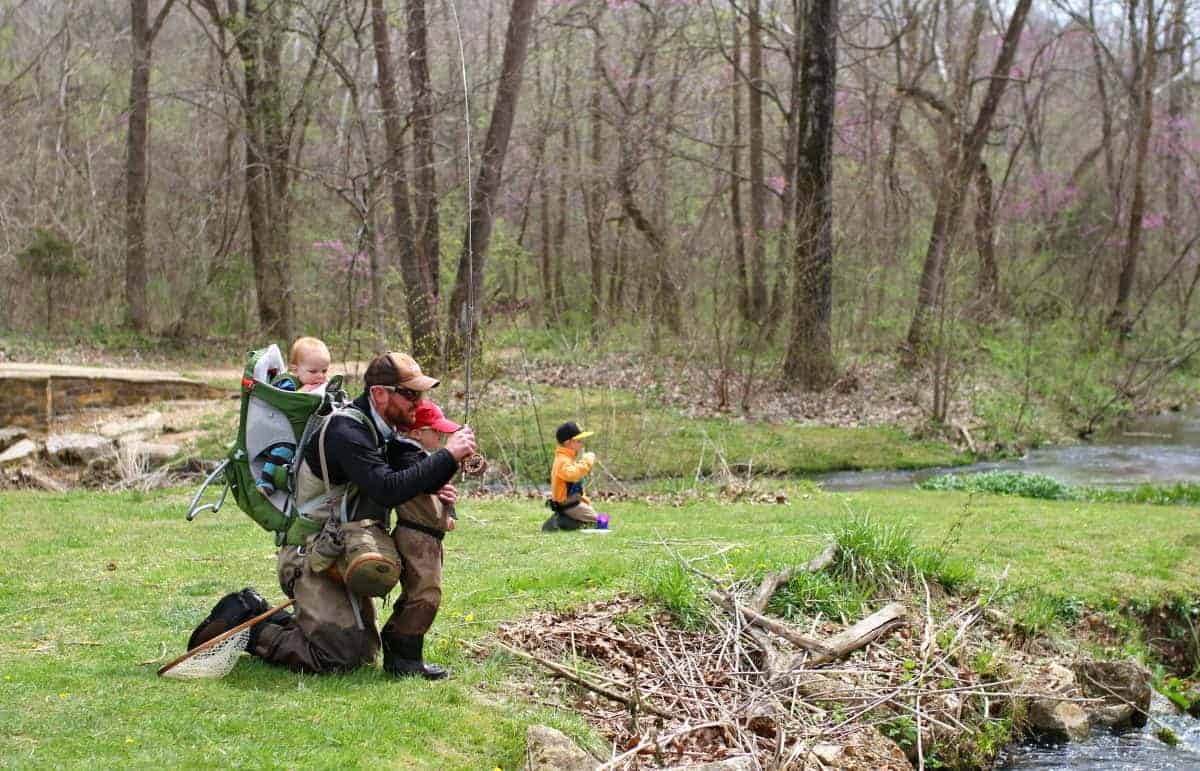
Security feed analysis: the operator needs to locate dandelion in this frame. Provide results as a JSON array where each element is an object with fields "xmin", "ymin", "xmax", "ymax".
[
  {"xmin": 464, "ymin": 613, "xmax": 475, "ymax": 623},
  {"xmin": 59, "ymin": 692, "xmax": 68, "ymax": 699},
  {"xmin": 125, "ymin": 737, "xmax": 134, "ymax": 744}
]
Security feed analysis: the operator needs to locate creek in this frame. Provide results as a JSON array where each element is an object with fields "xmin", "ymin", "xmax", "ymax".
[
  {"xmin": 814, "ymin": 406, "xmax": 1200, "ymax": 492},
  {"xmin": 999, "ymin": 709, "xmax": 1200, "ymax": 769},
  {"xmin": 814, "ymin": 406, "xmax": 1200, "ymax": 769}
]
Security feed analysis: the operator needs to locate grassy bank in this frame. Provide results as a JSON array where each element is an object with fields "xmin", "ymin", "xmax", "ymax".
[
  {"xmin": 176, "ymin": 382, "xmax": 972, "ymax": 485},
  {"xmin": 1, "ymin": 485, "xmax": 1197, "ymax": 767},
  {"xmin": 467, "ymin": 384, "xmax": 971, "ymax": 482}
]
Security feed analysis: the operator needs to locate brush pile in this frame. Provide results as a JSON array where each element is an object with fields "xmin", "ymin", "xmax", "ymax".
[{"xmin": 493, "ymin": 551, "xmax": 1062, "ymax": 769}]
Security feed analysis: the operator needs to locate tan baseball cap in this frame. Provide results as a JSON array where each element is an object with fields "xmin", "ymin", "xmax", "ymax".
[{"xmin": 364, "ymin": 352, "xmax": 439, "ymax": 391}]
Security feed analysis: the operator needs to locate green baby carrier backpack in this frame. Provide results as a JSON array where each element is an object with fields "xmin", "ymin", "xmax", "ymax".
[{"xmin": 186, "ymin": 345, "xmax": 350, "ymax": 546}]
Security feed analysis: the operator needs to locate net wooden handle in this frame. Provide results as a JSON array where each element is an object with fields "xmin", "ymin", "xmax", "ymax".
[{"xmin": 157, "ymin": 598, "xmax": 295, "ymax": 676}]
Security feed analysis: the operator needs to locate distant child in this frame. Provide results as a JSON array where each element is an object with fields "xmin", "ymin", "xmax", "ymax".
[
  {"xmin": 543, "ymin": 421, "xmax": 610, "ymax": 532},
  {"xmin": 380, "ymin": 400, "xmax": 462, "ymax": 678},
  {"xmin": 273, "ymin": 336, "xmax": 331, "ymax": 392},
  {"xmin": 257, "ymin": 337, "xmax": 332, "ymax": 496}
]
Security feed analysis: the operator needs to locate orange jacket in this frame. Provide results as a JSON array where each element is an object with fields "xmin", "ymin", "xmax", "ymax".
[{"xmin": 551, "ymin": 445, "xmax": 595, "ymax": 504}]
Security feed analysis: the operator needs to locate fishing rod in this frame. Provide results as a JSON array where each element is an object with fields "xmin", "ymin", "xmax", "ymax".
[{"xmin": 446, "ymin": 0, "xmax": 475, "ymax": 426}]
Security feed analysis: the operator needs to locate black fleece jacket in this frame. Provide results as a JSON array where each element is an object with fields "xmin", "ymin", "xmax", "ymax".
[{"xmin": 302, "ymin": 392, "xmax": 458, "ymax": 518}]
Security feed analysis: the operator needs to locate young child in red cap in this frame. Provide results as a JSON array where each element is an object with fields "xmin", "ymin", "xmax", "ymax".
[{"xmin": 379, "ymin": 399, "xmax": 464, "ymax": 678}]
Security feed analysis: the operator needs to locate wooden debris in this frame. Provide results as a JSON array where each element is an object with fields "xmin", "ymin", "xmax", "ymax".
[
  {"xmin": 495, "ymin": 639, "xmax": 674, "ymax": 719},
  {"xmin": 708, "ymin": 590, "xmax": 835, "ymax": 657},
  {"xmin": 808, "ymin": 602, "xmax": 908, "ymax": 666}
]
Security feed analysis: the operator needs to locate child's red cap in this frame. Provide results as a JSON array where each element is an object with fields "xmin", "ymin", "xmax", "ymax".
[{"xmin": 411, "ymin": 401, "xmax": 462, "ymax": 433}]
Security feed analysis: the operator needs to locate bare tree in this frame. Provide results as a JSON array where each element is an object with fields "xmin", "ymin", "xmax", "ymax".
[
  {"xmin": 783, "ymin": 0, "xmax": 838, "ymax": 388},
  {"xmin": 195, "ymin": 0, "xmax": 337, "ymax": 341},
  {"xmin": 901, "ymin": 0, "xmax": 1034, "ymax": 359},
  {"xmin": 445, "ymin": 0, "xmax": 537, "ymax": 364},
  {"xmin": 371, "ymin": 0, "xmax": 438, "ymax": 360},
  {"xmin": 1107, "ymin": 0, "xmax": 1161, "ymax": 338},
  {"xmin": 124, "ymin": 0, "xmax": 176, "ymax": 332}
]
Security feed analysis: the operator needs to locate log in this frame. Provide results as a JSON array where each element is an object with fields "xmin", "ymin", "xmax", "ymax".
[
  {"xmin": 709, "ymin": 590, "xmax": 836, "ymax": 657},
  {"xmin": 808, "ymin": 602, "xmax": 907, "ymax": 665}
]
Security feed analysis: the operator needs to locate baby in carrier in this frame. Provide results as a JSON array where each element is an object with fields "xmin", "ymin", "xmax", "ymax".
[{"xmin": 257, "ymin": 337, "xmax": 331, "ymax": 496}]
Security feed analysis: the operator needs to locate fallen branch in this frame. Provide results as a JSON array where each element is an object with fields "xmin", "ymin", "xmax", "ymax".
[
  {"xmin": 749, "ymin": 542, "xmax": 838, "ymax": 612},
  {"xmin": 709, "ymin": 590, "xmax": 836, "ymax": 657},
  {"xmin": 494, "ymin": 640, "xmax": 674, "ymax": 719},
  {"xmin": 808, "ymin": 602, "xmax": 908, "ymax": 666}
]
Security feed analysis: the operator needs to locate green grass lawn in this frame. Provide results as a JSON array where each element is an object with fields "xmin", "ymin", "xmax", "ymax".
[
  {"xmin": 1, "ymin": 486, "xmax": 1197, "ymax": 768},
  {"xmin": 165, "ymin": 381, "xmax": 972, "ymax": 484},
  {"xmin": 414, "ymin": 383, "xmax": 967, "ymax": 481}
]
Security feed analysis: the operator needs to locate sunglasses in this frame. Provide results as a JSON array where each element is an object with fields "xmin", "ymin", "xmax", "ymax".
[{"xmin": 378, "ymin": 385, "xmax": 425, "ymax": 402}]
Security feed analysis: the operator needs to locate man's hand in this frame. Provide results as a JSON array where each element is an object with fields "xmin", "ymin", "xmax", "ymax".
[
  {"xmin": 445, "ymin": 426, "xmax": 477, "ymax": 461},
  {"xmin": 445, "ymin": 517, "xmax": 457, "ymax": 532},
  {"xmin": 436, "ymin": 484, "xmax": 458, "ymax": 504}
]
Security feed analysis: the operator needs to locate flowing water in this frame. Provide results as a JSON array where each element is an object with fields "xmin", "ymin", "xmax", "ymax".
[
  {"xmin": 813, "ymin": 406, "xmax": 1200, "ymax": 492},
  {"xmin": 1000, "ymin": 711, "xmax": 1200, "ymax": 770},
  {"xmin": 811, "ymin": 407, "xmax": 1200, "ymax": 769}
]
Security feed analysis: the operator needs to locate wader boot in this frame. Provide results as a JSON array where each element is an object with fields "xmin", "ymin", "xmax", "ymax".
[
  {"xmin": 382, "ymin": 633, "xmax": 448, "ymax": 680},
  {"xmin": 188, "ymin": 587, "xmax": 269, "ymax": 650}
]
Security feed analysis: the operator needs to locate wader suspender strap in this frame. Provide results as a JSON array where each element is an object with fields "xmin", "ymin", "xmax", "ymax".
[{"xmin": 316, "ymin": 409, "xmax": 370, "ymax": 630}]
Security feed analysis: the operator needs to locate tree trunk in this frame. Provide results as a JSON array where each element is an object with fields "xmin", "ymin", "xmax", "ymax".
[
  {"xmin": 124, "ymin": 0, "xmax": 151, "ymax": 333},
  {"xmin": 238, "ymin": 0, "xmax": 292, "ymax": 340},
  {"xmin": 1107, "ymin": 0, "xmax": 1158, "ymax": 338},
  {"xmin": 554, "ymin": 122, "xmax": 569, "ymax": 315},
  {"xmin": 903, "ymin": 0, "xmax": 1033, "ymax": 357},
  {"xmin": 1167, "ymin": 0, "xmax": 1186, "ymax": 327},
  {"xmin": 124, "ymin": 0, "xmax": 175, "ymax": 333},
  {"xmin": 583, "ymin": 34, "xmax": 606, "ymax": 329},
  {"xmin": 730, "ymin": 19, "xmax": 750, "ymax": 320},
  {"xmin": 973, "ymin": 160, "xmax": 1000, "ymax": 314},
  {"xmin": 407, "ymin": 0, "xmax": 440, "ymax": 299},
  {"xmin": 746, "ymin": 0, "xmax": 767, "ymax": 319},
  {"xmin": 371, "ymin": 0, "xmax": 438, "ymax": 361},
  {"xmin": 445, "ymin": 0, "xmax": 537, "ymax": 365},
  {"xmin": 783, "ymin": 0, "xmax": 837, "ymax": 389}
]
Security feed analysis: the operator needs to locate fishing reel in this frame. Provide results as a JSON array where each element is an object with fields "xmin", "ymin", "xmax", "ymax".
[{"xmin": 460, "ymin": 452, "xmax": 488, "ymax": 476}]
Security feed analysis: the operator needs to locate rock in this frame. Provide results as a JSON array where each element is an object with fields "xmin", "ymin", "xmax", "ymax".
[
  {"xmin": 15, "ymin": 466, "xmax": 66, "ymax": 493},
  {"xmin": 0, "ymin": 426, "xmax": 28, "ymax": 453},
  {"xmin": 0, "ymin": 439, "xmax": 38, "ymax": 466},
  {"xmin": 811, "ymin": 743, "xmax": 844, "ymax": 764},
  {"xmin": 99, "ymin": 411, "xmax": 164, "ymax": 440},
  {"xmin": 1149, "ymin": 688, "xmax": 1181, "ymax": 716},
  {"xmin": 45, "ymin": 433, "xmax": 114, "ymax": 465},
  {"xmin": 524, "ymin": 725, "xmax": 597, "ymax": 771},
  {"xmin": 837, "ymin": 727, "xmax": 911, "ymax": 769},
  {"xmin": 1074, "ymin": 659, "xmax": 1151, "ymax": 728},
  {"xmin": 118, "ymin": 440, "xmax": 182, "ymax": 467},
  {"xmin": 1029, "ymin": 699, "xmax": 1090, "ymax": 741},
  {"xmin": 1088, "ymin": 703, "xmax": 1137, "ymax": 727},
  {"xmin": 1186, "ymin": 687, "xmax": 1200, "ymax": 719},
  {"xmin": 1045, "ymin": 662, "xmax": 1077, "ymax": 693}
]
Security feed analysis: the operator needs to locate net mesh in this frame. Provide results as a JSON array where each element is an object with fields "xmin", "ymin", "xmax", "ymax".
[{"xmin": 160, "ymin": 628, "xmax": 250, "ymax": 679}]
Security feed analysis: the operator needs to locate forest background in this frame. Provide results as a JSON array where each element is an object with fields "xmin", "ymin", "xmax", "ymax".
[{"xmin": 2, "ymin": 0, "xmax": 1199, "ymax": 443}]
